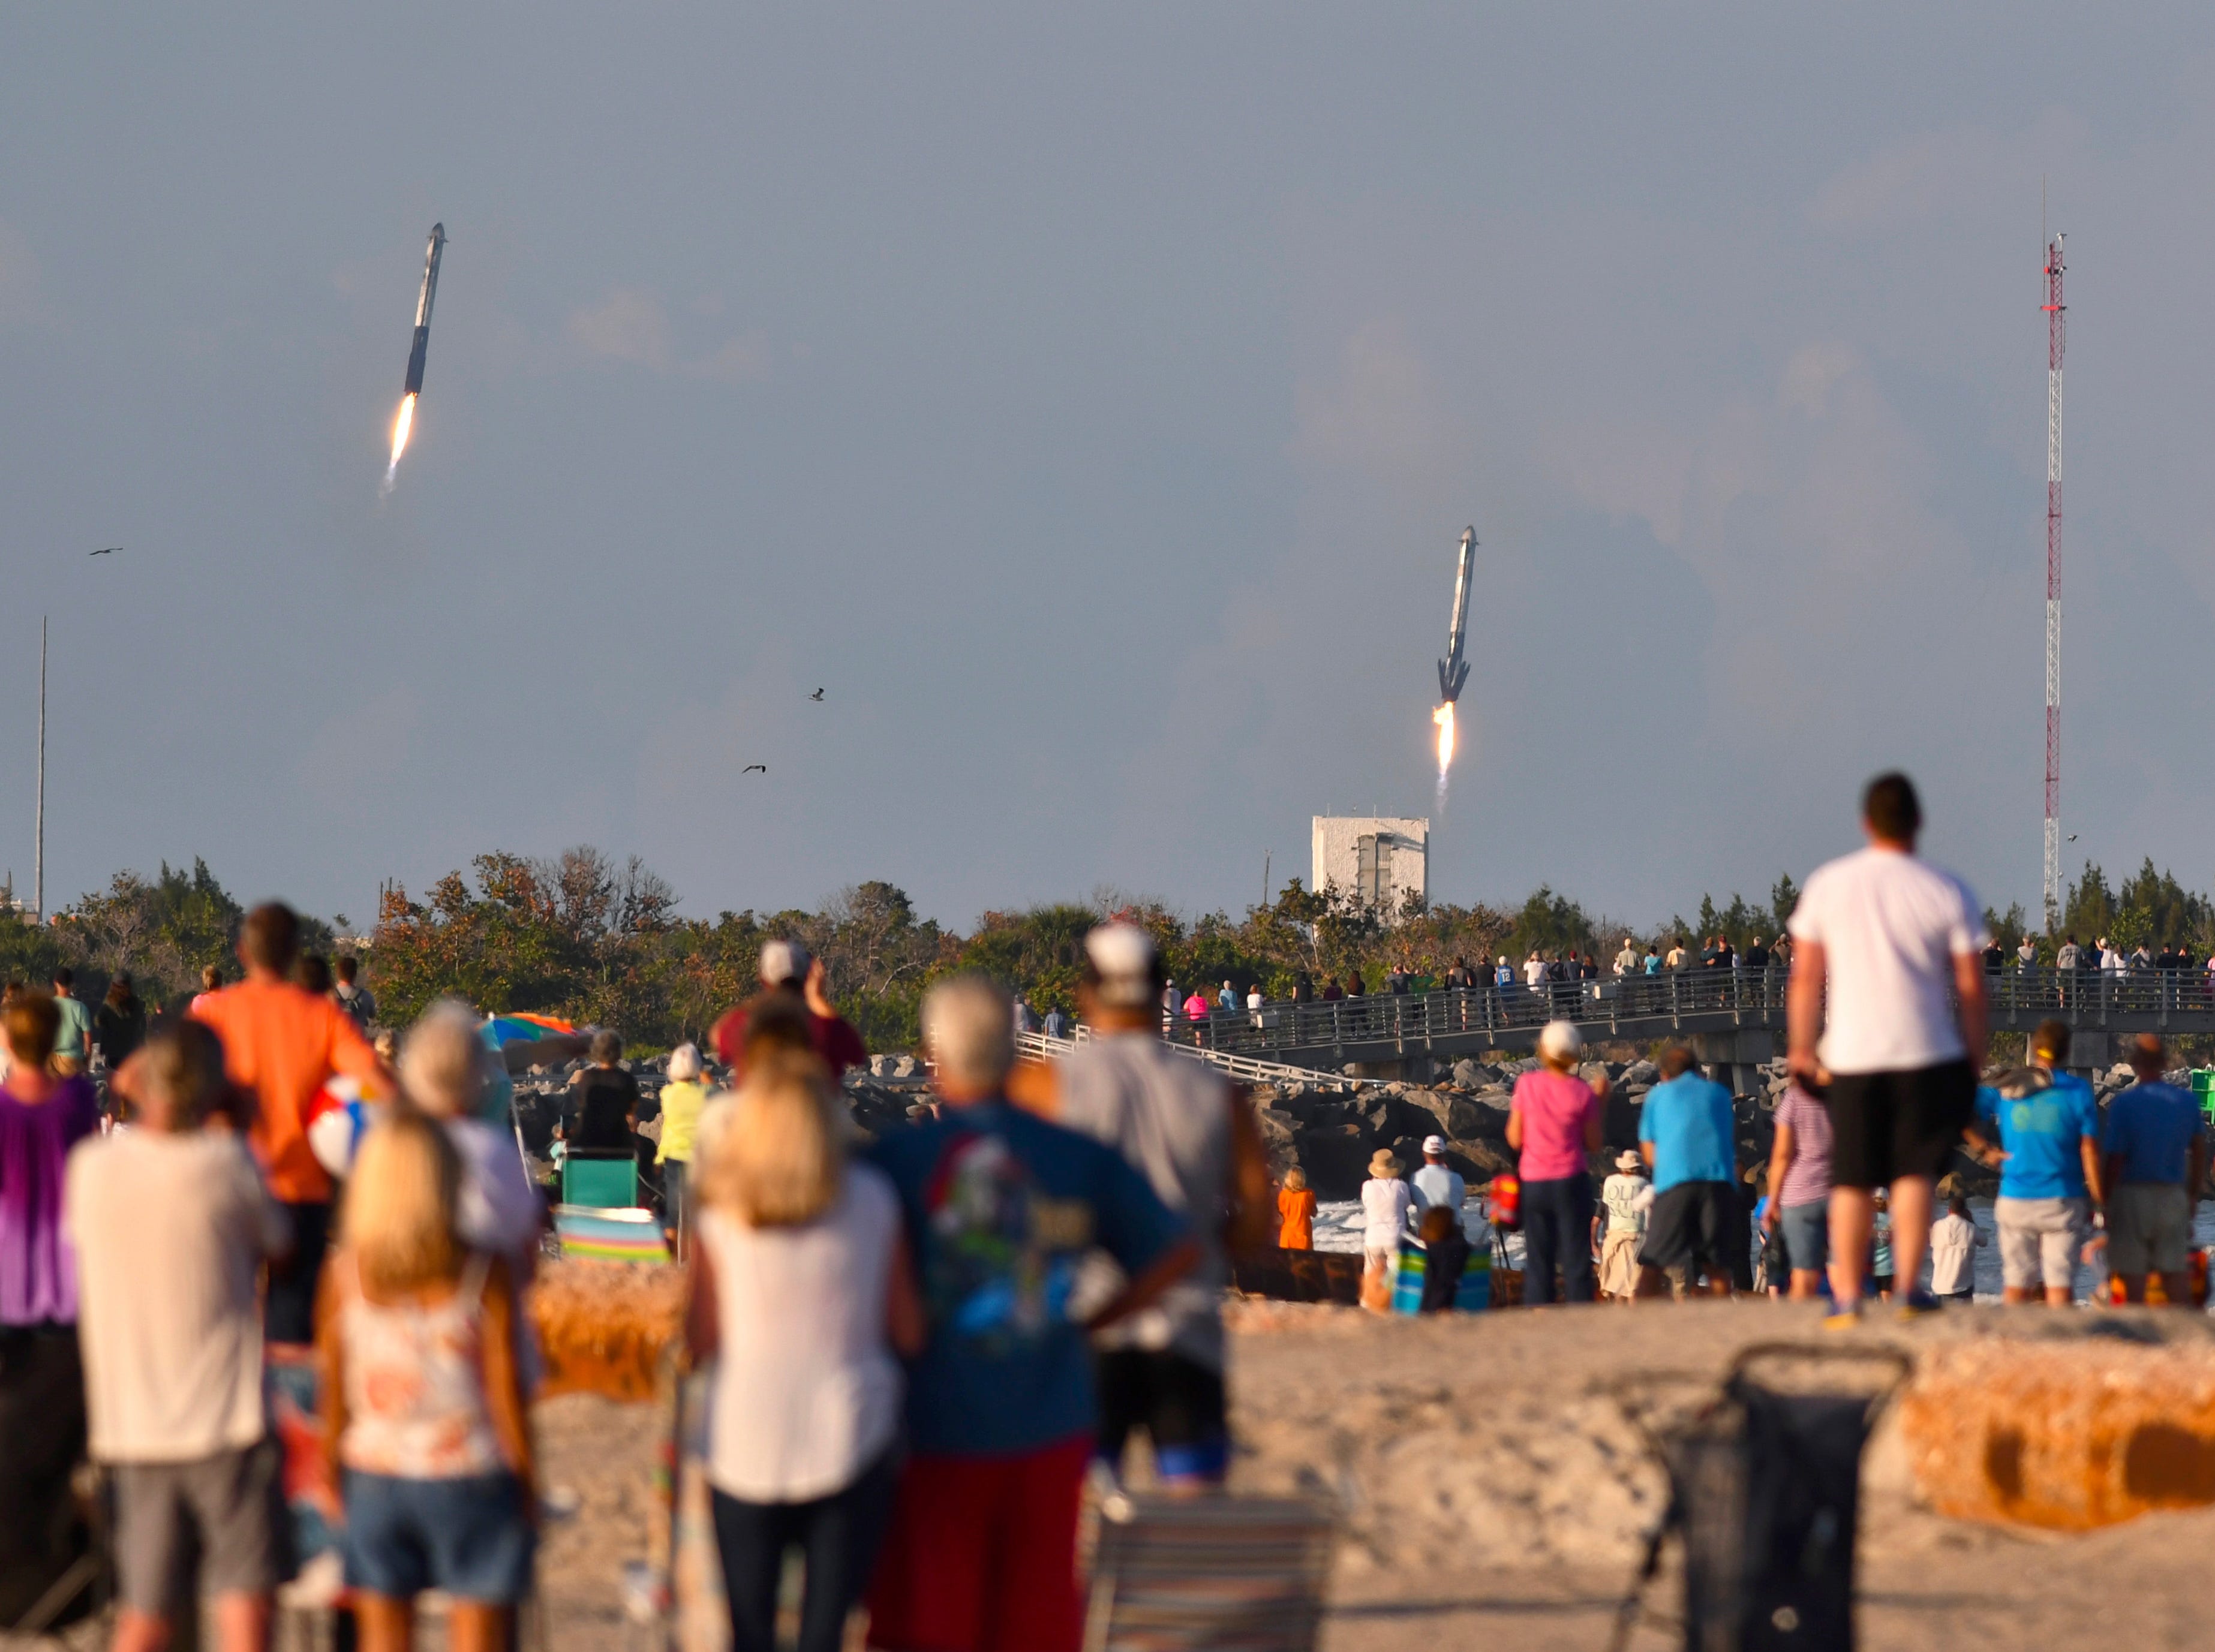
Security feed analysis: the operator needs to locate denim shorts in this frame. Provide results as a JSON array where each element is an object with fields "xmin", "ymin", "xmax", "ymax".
[
  {"xmin": 342, "ymin": 1470, "xmax": 534, "ymax": 1603},
  {"xmin": 1778, "ymin": 1199, "xmax": 1829, "ymax": 1274}
]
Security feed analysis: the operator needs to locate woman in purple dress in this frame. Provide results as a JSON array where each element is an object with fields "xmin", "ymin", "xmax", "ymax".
[{"xmin": 0, "ymin": 991, "xmax": 104, "ymax": 1624}]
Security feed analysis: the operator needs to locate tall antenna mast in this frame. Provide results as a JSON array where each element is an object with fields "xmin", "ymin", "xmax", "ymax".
[
  {"xmin": 34, "ymin": 616, "xmax": 45, "ymax": 923},
  {"xmin": 2042, "ymin": 232, "xmax": 2066, "ymax": 930}
]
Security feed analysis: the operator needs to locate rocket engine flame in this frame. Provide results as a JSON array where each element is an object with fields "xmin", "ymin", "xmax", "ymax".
[
  {"xmin": 385, "ymin": 393, "xmax": 416, "ymax": 487},
  {"xmin": 1432, "ymin": 701, "xmax": 1456, "ymax": 777}
]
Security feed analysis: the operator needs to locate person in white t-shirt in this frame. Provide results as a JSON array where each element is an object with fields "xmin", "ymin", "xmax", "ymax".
[
  {"xmin": 1409, "ymin": 1136, "xmax": 1466, "ymax": 1228},
  {"xmin": 1928, "ymin": 1191, "xmax": 1983, "ymax": 1303},
  {"xmin": 1786, "ymin": 772, "xmax": 1988, "ymax": 1325},
  {"xmin": 68, "ymin": 1022, "xmax": 292, "ymax": 1652},
  {"xmin": 1360, "ymin": 1151, "xmax": 1413, "ymax": 1299}
]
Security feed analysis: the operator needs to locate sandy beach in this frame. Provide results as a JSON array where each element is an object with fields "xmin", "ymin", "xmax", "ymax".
[{"xmin": 525, "ymin": 1297, "xmax": 2215, "ymax": 1652}]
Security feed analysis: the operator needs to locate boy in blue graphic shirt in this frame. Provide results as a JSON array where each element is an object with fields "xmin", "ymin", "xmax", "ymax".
[{"xmin": 1970, "ymin": 1018, "xmax": 2102, "ymax": 1307}]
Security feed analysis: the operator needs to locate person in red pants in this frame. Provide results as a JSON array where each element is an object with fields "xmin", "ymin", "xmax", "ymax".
[{"xmin": 864, "ymin": 975, "xmax": 1196, "ymax": 1652}]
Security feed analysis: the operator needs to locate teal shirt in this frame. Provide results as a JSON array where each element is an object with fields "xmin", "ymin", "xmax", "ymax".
[{"xmin": 53, "ymin": 995, "xmax": 93, "ymax": 1061}]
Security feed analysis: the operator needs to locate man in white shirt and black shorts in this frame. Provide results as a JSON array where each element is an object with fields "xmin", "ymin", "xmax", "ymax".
[{"xmin": 1786, "ymin": 772, "xmax": 1988, "ymax": 1325}]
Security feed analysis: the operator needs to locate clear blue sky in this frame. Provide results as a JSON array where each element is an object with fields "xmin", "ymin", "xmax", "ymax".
[{"xmin": 5, "ymin": 6, "xmax": 2210, "ymax": 928}]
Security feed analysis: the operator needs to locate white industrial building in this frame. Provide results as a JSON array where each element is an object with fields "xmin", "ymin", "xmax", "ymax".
[{"xmin": 1311, "ymin": 816, "xmax": 1429, "ymax": 918}]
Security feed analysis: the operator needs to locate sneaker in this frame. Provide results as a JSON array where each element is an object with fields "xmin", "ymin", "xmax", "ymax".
[
  {"xmin": 1822, "ymin": 1298, "xmax": 1862, "ymax": 1330},
  {"xmin": 1896, "ymin": 1289, "xmax": 1944, "ymax": 1321}
]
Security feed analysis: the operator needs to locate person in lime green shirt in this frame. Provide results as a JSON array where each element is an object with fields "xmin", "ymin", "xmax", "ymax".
[{"xmin": 656, "ymin": 1042, "xmax": 708, "ymax": 1253}]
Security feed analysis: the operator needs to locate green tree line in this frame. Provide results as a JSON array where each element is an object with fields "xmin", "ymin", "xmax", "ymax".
[{"xmin": 2, "ymin": 851, "xmax": 2208, "ymax": 1052}]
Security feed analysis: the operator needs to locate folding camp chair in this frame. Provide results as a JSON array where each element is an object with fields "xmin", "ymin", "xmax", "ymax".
[
  {"xmin": 1083, "ymin": 1489, "xmax": 1335, "ymax": 1652},
  {"xmin": 552, "ymin": 1205, "xmax": 671, "ymax": 1265},
  {"xmin": 562, "ymin": 1148, "xmax": 639, "ymax": 1210}
]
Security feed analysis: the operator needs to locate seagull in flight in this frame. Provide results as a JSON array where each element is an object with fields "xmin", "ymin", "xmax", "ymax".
[
  {"xmin": 743, "ymin": 764, "xmax": 767, "ymax": 774},
  {"xmin": 89, "ymin": 546, "xmax": 119, "ymax": 556},
  {"xmin": 2066, "ymin": 833, "xmax": 2078, "ymax": 842},
  {"xmin": 810, "ymin": 688, "xmax": 824, "ymax": 702}
]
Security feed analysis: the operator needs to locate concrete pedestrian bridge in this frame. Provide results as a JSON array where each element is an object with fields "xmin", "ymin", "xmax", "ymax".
[{"xmin": 1177, "ymin": 969, "xmax": 2215, "ymax": 1079}]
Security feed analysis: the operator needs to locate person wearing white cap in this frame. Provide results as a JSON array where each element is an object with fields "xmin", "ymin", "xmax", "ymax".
[
  {"xmin": 1409, "ymin": 1136, "xmax": 1465, "ymax": 1230},
  {"xmin": 710, "ymin": 938, "xmax": 866, "ymax": 1081},
  {"xmin": 1036, "ymin": 923, "xmax": 1272, "ymax": 1488},
  {"xmin": 1506, "ymin": 1020, "xmax": 1608, "ymax": 1304}
]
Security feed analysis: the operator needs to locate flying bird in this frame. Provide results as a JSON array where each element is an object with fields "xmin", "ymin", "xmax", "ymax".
[
  {"xmin": 743, "ymin": 764, "xmax": 767, "ymax": 774},
  {"xmin": 2067, "ymin": 833, "xmax": 2078, "ymax": 842},
  {"xmin": 810, "ymin": 688, "xmax": 824, "ymax": 702},
  {"xmin": 89, "ymin": 547, "xmax": 119, "ymax": 556}
]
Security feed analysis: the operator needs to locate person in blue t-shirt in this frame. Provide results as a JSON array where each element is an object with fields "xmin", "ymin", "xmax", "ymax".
[
  {"xmin": 1969, "ymin": 1018, "xmax": 2102, "ymax": 1307},
  {"xmin": 2101, "ymin": 1031, "xmax": 2207, "ymax": 1308},
  {"xmin": 865, "ymin": 974, "xmax": 1195, "ymax": 1652},
  {"xmin": 1637, "ymin": 1046, "xmax": 1740, "ymax": 1298}
]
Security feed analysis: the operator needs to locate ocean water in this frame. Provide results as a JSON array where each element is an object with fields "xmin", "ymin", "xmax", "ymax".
[{"xmin": 1315, "ymin": 1194, "xmax": 2215, "ymax": 1307}]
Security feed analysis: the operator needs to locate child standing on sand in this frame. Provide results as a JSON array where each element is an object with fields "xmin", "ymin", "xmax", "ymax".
[{"xmin": 1276, "ymin": 1167, "xmax": 1316, "ymax": 1250}]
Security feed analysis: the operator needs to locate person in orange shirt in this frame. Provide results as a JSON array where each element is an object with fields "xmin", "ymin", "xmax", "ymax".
[
  {"xmin": 1276, "ymin": 1167, "xmax": 1317, "ymax": 1250},
  {"xmin": 192, "ymin": 903, "xmax": 389, "ymax": 1344}
]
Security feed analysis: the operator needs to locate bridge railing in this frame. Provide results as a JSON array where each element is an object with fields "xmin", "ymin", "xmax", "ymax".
[
  {"xmin": 1163, "ymin": 964, "xmax": 2215, "ymax": 1055},
  {"xmin": 1981, "ymin": 965, "xmax": 2215, "ymax": 1022},
  {"xmin": 1013, "ymin": 1026, "xmax": 1366, "ymax": 1090}
]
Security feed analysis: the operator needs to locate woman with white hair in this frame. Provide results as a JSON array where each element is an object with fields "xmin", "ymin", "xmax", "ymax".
[
  {"xmin": 655, "ymin": 1042, "xmax": 708, "ymax": 1254},
  {"xmin": 1505, "ymin": 1020, "xmax": 1608, "ymax": 1305},
  {"xmin": 400, "ymin": 1001, "xmax": 543, "ymax": 1277}
]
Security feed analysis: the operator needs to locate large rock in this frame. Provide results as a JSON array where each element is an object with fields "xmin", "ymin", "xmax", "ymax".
[
  {"xmin": 1230, "ymin": 1247, "xmax": 1365, "ymax": 1305},
  {"xmin": 1446, "ymin": 1138, "xmax": 1514, "ymax": 1180},
  {"xmin": 1356, "ymin": 1091, "xmax": 1437, "ymax": 1143},
  {"xmin": 1406, "ymin": 1090, "xmax": 1492, "ymax": 1141},
  {"xmin": 1898, "ymin": 1322, "xmax": 2215, "ymax": 1530},
  {"xmin": 1295, "ymin": 1124, "xmax": 1378, "ymax": 1199},
  {"xmin": 1602, "ymin": 1088, "xmax": 1645, "ymax": 1150}
]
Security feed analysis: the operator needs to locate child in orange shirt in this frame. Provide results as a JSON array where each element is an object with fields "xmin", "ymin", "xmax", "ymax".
[{"xmin": 1276, "ymin": 1167, "xmax": 1317, "ymax": 1250}]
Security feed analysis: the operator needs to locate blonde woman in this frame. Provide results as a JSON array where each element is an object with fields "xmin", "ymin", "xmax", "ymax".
[
  {"xmin": 686, "ymin": 1054, "xmax": 922, "ymax": 1652},
  {"xmin": 317, "ymin": 1113, "xmax": 535, "ymax": 1652}
]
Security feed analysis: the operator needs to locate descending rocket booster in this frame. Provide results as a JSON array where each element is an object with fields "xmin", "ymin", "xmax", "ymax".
[
  {"xmin": 403, "ymin": 223, "xmax": 446, "ymax": 396},
  {"xmin": 385, "ymin": 223, "xmax": 445, "ymax": 487},
  {"xmin": 1436, "ymin": 526, "xmax": 1475, "ymax": 703}
]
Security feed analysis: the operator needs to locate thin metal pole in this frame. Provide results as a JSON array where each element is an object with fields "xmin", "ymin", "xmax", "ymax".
[
  {"xmin": 2043, "ymin": 234, "xmax": 2066, "ymax": 929},
  {"xmin": 34, "ymin": 617, "xmax": 44, "ymax": 922}
]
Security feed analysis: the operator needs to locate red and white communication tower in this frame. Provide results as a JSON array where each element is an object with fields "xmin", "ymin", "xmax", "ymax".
[{"xmin": 2043, "ymin": 233, "xmax": 2066, "ymax": 929}]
